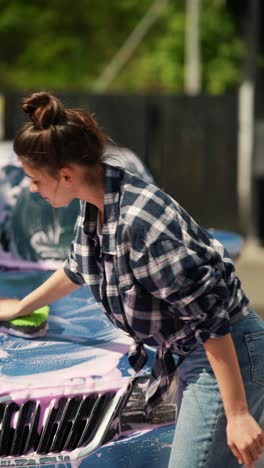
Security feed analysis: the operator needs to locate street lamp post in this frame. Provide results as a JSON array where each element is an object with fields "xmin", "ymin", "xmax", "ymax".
[
  {"xmin": 184, "ymin": 0, "xmax": 201, "ymax": 95},
  {"xmin": 237, "ymin": 0, "xmax": 260, "ymax": 239}
]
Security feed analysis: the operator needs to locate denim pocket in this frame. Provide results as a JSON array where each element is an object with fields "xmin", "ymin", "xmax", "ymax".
[{"xmin": 245, "ymin": 331, "xmax": 264, "ymax": 385}]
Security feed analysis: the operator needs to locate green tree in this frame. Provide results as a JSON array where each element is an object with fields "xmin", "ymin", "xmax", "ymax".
[
  {"xmin": 110, "ymin": 0, "xmax": 245, "ymax": 94},
  {"xmin": 0, "ymin": 0, "xmax": 245, "ymax": 94}
]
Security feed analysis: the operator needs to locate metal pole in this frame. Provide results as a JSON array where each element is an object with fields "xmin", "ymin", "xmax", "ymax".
[
  {"xmin": 94, "ymin": 0, "xmax": 168, "ymax": 93},
  {"xmin": 0, "ymin": 94, "xmax": 4, "ymax": 140},
  {"xmin": 237, "ymin": 0, "xmax": 260, "ymax": 239},
  {"xmin": 185, "ymin": 0, "xmax": 201, "ymax": 95}
]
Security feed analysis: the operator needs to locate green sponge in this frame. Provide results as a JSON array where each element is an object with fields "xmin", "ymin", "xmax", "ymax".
[
  {"xmin": 0, "ymin": 305, "xmax": 49, "ymax": 338},
  {"xmin": 9, "ymin": 305, "xmax": 49, "ymax": 327}
]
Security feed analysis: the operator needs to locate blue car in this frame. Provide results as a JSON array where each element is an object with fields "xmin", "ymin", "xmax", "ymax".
[{"xmin": 0, "ymin": 143, "xmax": 243, "ymax": 468}]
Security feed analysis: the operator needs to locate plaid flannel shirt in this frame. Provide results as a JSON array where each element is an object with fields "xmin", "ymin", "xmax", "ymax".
[{"xmin": 64, "ymin": 164, "xmax": 249, "ymax": 415}]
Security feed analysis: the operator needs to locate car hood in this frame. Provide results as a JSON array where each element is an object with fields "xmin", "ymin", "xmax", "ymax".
[{"xmin": 0, "ymin": 270, "xmax": 134, "ymax": 401}]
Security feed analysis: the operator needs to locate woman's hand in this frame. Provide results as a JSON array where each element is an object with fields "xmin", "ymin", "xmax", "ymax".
[
  {"xmin": 227, "ymin": 412, "xmax": 264, "ymax": 467},
  {"xmin": 0, "ymin": 297, "xmax": 21, "ymax": 321},
  {"xmin": 204, "ymin": 334, "xmax": 264, "ymax": 467}
]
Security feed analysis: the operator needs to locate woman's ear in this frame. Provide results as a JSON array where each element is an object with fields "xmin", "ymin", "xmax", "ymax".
[{"xmin": 60, "ymin": 167, "xmax": 73, "ymax": 185}]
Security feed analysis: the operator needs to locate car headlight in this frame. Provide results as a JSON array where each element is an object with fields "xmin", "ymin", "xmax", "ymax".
[
  {"xmin": 102, "ymin": 375, "xmax": 176, "ymax": 445},
  {"xmin": 120, "ymin": 375, "xmax": 176, "ymax": 432}
]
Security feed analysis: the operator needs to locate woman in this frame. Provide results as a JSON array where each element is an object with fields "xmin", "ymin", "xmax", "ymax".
[{"xmin": 0, "ymin": 92, "xmax": 263, "ymax": 467}]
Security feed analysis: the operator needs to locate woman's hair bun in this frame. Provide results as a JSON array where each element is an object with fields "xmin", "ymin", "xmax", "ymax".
[{"xmin": 22, "ymin": 92, "xmax": 65, "ymax": 129}]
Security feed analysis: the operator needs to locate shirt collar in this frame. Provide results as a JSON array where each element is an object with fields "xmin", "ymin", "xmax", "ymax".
[{"xmin": 83, "ymin": 164, "xmax": 124, "ymax": 255}]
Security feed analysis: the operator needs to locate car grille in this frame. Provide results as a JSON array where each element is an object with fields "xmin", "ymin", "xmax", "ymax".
[{"xmin": 0, "ymin": 392, "xmax": 118, "ymax": 457}]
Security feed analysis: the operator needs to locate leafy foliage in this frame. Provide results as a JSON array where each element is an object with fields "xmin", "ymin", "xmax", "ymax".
[{"xmin": 0, "ymin": 0, "xmax": 245, "ymax": 94}]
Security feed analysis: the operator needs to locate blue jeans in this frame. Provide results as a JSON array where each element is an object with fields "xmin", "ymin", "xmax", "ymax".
[{"xmin": 168, "ymin": 309, "xmax": 264, "ymax": 468}]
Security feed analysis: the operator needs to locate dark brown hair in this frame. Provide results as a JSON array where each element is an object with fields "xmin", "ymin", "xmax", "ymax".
[{"xmin": 13, "ymin": 92, "xmax": 106, "ymax": 174}]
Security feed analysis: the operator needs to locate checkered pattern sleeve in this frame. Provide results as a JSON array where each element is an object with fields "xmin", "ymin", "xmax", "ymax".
[
  {"xmin": 63, "ymin": 242, "xmax": 85, "ymax": 285},
  {"xmin": 63, "ymin": 207, "xmax": 86, "ymax": 286},
  {"xmin": 129, "ymin": 233, "xmax": 232, "ymax": 344}
]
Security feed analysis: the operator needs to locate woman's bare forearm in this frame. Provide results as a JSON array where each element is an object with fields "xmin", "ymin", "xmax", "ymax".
[
  {"xmin": 204, "ymin": 333, "xmax": 248, "ymax": 418},
  {"xmin": 16, "ymin": 267, "xmax": 80, "ymax": 317}
]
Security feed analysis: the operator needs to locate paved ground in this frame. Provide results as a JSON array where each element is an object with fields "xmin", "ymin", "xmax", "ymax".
[{"xmin": 235, "ymin": 239, "xmax": 264, "ymax": 319}]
